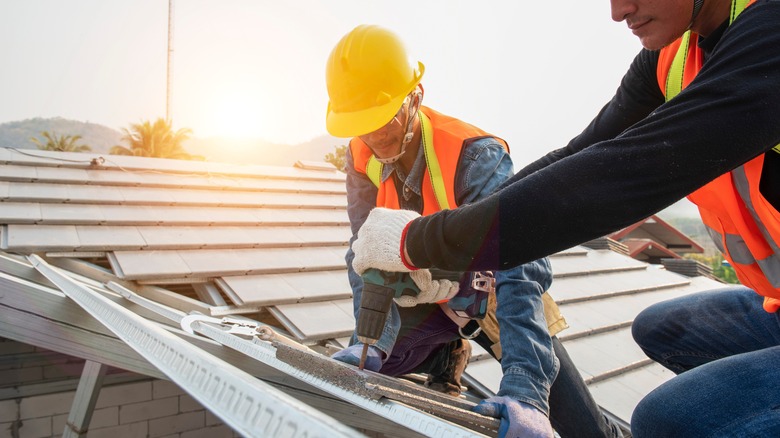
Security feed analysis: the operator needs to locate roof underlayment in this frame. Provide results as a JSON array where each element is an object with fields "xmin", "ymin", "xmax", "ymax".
[{"xmin": 0, "ymin": 147, "xmax": 727, "ymax": 436}]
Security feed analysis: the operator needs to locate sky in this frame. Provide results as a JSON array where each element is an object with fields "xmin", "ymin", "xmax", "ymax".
[{"xmin": 1, "ymin": 1, "xmax": 642, "ymax": 169}]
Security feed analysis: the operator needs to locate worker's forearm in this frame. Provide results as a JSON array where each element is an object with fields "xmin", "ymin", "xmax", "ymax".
[{"xmin": 405, "ymin": 192, "xmax": 502, "ymax": 271}]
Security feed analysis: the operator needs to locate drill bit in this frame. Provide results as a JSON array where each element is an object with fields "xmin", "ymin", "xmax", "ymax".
[{"xmin": 358, "ymin": 343, "xmax": 369, "ymax": 370}]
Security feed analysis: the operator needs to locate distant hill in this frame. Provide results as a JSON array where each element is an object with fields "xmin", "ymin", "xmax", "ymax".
[
  {"xmin": 184, "ymin": 135, "xmax": 346, "ymax": 167},
  {"xmin": 0, "ymin": 117, "xmax": 344, "ymax": 166},
  {"xmin": 0, "ymin": 117, "xmax": 122, "ymax": 153}
]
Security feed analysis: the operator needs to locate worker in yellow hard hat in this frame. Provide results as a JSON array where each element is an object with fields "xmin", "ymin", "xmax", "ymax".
[
  {"xmin": 325, "ymin": 24, "xmax": 625, "ymax": 438},
  {"xmin": 325, "ymin": 24, "xmax": 425, "ymax": 167}
]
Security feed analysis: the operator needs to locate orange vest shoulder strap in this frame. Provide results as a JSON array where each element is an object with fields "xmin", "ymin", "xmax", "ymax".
[{"xmin": 658, "ymin": 0, "xmax": 757, "ymax": 100}]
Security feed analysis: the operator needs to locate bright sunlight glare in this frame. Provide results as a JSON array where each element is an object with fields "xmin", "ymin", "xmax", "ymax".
[{"xmin": 209, "ymin": 90, "xmax": 265, "ymax": 139}]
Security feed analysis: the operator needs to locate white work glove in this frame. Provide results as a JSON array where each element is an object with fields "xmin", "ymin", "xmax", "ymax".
[
  {"xmin": 352, "ymin": 207, "xmax": 421, "ymax": 276},
  {"xmin": 473, "ymin": 396, "xmax": 553, "ymax": 438},
  {"xmin": 395, "ymin": 270, "xmax": 459, "ymax": 307}
]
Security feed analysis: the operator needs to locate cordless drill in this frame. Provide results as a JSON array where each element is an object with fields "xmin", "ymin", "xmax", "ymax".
[
  {"xmin": 355, "ymin": 268, "xmax": 494, "ymax": 369},
  {"xmin": 355, "ymin": 269, "xmax": 417, "ymax": 369}
]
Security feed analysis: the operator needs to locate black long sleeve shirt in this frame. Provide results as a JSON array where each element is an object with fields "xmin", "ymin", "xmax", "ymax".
[{"xmin": 406, "ymin": 0, "xmax": 780, "ymax": 272}]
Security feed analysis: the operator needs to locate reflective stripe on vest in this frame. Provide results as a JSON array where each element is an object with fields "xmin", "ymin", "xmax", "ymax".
[
  {"xmin": 733, "ymin": 165, "xmax": 780, "ymax": 286},
  {"xmin": 658, "ymin": 0, "xmax": 780, "ymax": 310},
  {"xmin": 351, "ymin": 106, "xmax": 508, "ymax": 216},
  {"xmin": 366, "ymin": 111, "xmax": 451, "ymax": 210}
]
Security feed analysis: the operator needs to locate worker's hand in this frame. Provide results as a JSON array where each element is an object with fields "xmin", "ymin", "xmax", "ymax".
[
  {"xmin": 395, "ymin": 270, "xmax": 459, "ymax": 307},
  {"xmin": 473, "ymin": 396, "xmax": 553, "ymax": 438},
  {"xmin": 352, "ymin": 207, "xmax": 421, "ymax": 275}
]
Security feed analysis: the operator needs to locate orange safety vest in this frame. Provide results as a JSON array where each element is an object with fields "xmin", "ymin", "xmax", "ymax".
[
  {"xmin": 350, "ymin": 106, "xmax": 508, "ymax": 215},
  {"xmin": 657, "ymin": 0, "xmax": 780, "ymax": 312}
]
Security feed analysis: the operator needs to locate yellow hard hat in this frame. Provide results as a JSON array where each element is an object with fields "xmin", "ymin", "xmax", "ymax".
[{"xmin": 325, "ymin": 25, "xmax": 425, "ymax": 138}]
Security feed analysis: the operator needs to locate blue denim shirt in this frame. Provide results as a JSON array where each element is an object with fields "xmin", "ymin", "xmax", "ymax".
[{"xmin": 345, "ymin": 135, "xmax": 558, "ymax": 414}]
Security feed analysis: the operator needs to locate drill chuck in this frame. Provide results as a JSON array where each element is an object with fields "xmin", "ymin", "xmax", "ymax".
[{"xmin": 356, "ymin": 269, "xmax": 396, "ymax": 345}]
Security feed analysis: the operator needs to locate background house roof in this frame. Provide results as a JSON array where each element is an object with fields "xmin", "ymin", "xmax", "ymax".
[
  {"xmin": 610, "ymin": 214, "xmax": 705, "ymax": 256},
  {"xmin": 0, "ymin": 147, "xmax": 727, "ymax": 435}
]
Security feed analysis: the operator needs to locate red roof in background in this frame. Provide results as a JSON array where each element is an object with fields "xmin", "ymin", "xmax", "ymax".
[
  {"xmin": 610, "ymin": 215, "xmax": 704, "ymax": 255},
  {"xmin": 623, "ymin": 238, "xmax": 682, "ymax": 261}
]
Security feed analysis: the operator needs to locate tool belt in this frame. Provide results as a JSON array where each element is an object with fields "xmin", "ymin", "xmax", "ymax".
[{"xmin": 472, "ymin": 291, "xmax": 567, "ymax": 361}]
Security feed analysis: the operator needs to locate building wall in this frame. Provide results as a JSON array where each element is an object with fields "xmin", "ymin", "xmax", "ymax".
[{"xmin": 0, "ymin": 338, "xmax": 238, "ymax": 438}]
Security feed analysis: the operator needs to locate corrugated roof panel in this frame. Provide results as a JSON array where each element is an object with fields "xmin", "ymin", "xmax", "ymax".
[
  {"xmin": 0, "ymin": 202, "xmax": 42, "ymax": 223},
  {"xmin": 178, "ymin": 249, "xmax": 255, "ymax": 277},
  {"xmin": 136, "ymin": 226, "xmax": 299, "ymax": 249},
  {"xmin": 117, "ymin": 186, "xmax": 176, "ymax": 205},
  {"xmin": 562, "ymin": 327, "xmax": 647, "ymax": 380},
  {"xmin": 559, "ymin": 281, "xmax": 726, "ymax": 335},
  {"xmin": 217, "ymin": 274, "xmax": 299, "ymax": 305},
  {"xmin": 97, "ymin": 205, "xmax": 157, "ymax": 225},
  {"xmin": 39, "ymin": 203, "xmax": 105, "ymax": 224},
  {"xmin": 551, "ymin": 246, "xmax": 588, "ymax": 256},
  {"xmin": 267, "ymin": 193, "xmax": 346, "ymax": 209},
  {"xmin": 8, "ymin": 181, "xmax": 69, "ymax": 202},
  {"xmin": 271, "ymin": 299, "xmax": 354, "ymax": 341},
  {"xmin": 251, "ymin": 208, "xmax": 349, "ymax": 225},
  {"xmin": 3, "ymin": 224, "xmax": 80, "ymax": 251},
  {"xmin": 84, "ymin": 167, "xmax": 147, "ymax": 186},
  {"xmin": 35, "ymin": 166, "xmax": 91, "ymax": 183},
  {"xmin": 549, "ymin": 268, "xmax": 690, "ymax": 303},
  {"xmin": 231, "ymin": 178, "xmax": 346, "ymax": 194},
  {"xmin": 550, "ymin": 249, "xmax": 647, "ymax": 277},
  {"xmin": 73, "ymin": 205, "xmax": 348, "ymax": 227},
  {"xmin": 108, "ymin": 250, "xmax": 192, "ymax": 279},
  {"xmin": 76, "ymin": 225, "xmax": 147, "ymax": 251},
  {"xmin": 558, "ymin": 289, "xmax": 678, "ymax": 335},
  {"xmin": 110, "ymin": 247, "xmax": 347, "ymax": 280},
  {"xmin": 99, "ymin": 154, "xmax": 212, "ymax": 174},
  {"xmin": 0, "ymin": 164, "xmax": 37, "ymax": 181},
  {"xmin": 620, "ymin": 362, "xmax": 676, "ymax": 396},
  {"xmin": 219, "ymin": 270, "xmax": 351, "ymax": 306},
  {"xmin": 137, "ymin": 226, "xmax": 242, "ymax": 249},
  {"xmin": 0, "ymin": 149, "xmax": 347, "ymax": 182},
  {"xmin": 148, "ymin": 205, "xmax": 258, "ymax": 225},
  {"xmin": 167, "ymin": 188, "xmax": 254, "ymax": 206},
  {"xmin": 120, "ymin": 171, "xmax": 231, "ymax": 189},
  {"xmin": 0, "ymin": 148, "xmax": 98, "ymax": 167},
  {"xmin": 65, "ymin": 184, "xmax": 126, "ymax": 204},
  {"xmin": 289, "ymin": 226, "xmax": 352, "ymax": 246},
  {"xmin": 587, "ymin": 363, "xmax": 675, "ymax": 422}
]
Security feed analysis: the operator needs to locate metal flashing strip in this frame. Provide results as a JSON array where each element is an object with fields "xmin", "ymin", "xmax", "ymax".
[
  {"xmin": 188, "ymin": 320, "xmax": 495, "ymax": 437},
  {"xmin": 104, "ymin": 268, "xmax": 495, "ymax": 436},
  {"xmin": 28, "ymin": 255, "xmax": 363, "ymax": 438},
  {"xmin": 105, "ymin": 281, "xmax": 186, "ymax": 324}
]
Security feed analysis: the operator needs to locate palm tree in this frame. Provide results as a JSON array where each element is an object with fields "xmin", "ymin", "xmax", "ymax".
[
  {"xmin": 110, "ymin": 118, "xmax": 202, "ymax": 160},
  {"xmin": 30, "ymin": 131, "xmax": 92, "ymax": 152}
]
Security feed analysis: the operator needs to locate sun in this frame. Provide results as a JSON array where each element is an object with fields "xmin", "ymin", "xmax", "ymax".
[{"xmin": 211, "ymin": 91, "xmax": 265, "ymax": 139}]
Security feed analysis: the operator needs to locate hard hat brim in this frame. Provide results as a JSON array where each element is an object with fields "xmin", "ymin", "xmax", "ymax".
[
  {"xmin": 326, "ymin": 93, "xmax": 407, "ymax": 138},
  {"xmin": 326, "ymin": 61, "xmax": 424, "ymax": 138}
]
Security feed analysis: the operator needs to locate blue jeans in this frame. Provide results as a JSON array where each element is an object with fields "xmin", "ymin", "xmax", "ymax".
[
  {"xmin": 631, "ymin": 286, "xmax": 780, "ymax": 437},
  {"xmin": 494, "ymin": 258, "xmax": 558, "ymax": 415}
]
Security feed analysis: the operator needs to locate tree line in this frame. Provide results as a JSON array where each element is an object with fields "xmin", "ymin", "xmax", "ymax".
[{"xmin": 30, "ymin": 117, "xmax": 203, "ymax": 160}]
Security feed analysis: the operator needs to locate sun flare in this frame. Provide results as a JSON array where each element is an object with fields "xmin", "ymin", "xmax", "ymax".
[{"xmin": 210, "ymin": 91, "xmax": 265, "ymax": 139}]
